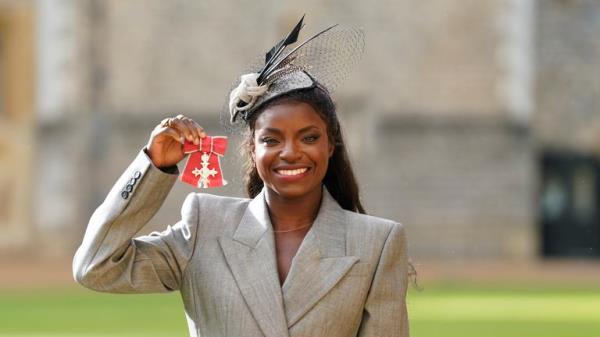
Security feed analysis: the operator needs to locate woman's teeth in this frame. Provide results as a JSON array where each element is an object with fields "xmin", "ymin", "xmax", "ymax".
[{"xmin": 277, "ymin": 168, "xmax": 308, "ymax": 176}]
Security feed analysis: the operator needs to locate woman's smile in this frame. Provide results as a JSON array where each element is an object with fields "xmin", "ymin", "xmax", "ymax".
[
  {"xmin": 274, "ymin": 166, "xmax": 311, "ymax": 182},
  {"xmin": 277, "ymin": 168, "xmax": 308, "ymax": 176},
  {"xmin": 253, "ymin": 101, "xmax": 333, "ymax": 200}
]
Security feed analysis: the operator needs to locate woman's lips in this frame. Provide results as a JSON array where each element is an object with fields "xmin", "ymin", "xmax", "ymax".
[
  {"xmin": 274, "ymin": 167, "xmax": 310, "ymax": 180},
  {"xmin": 276, "ymin": 168, "xmax": 308, "ymax": 176}
]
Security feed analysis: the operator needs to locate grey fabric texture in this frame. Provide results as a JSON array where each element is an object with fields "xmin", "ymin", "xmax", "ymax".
[{"xmin": 73, "ymin": 149, "xmax": 409, "ymax": 337}]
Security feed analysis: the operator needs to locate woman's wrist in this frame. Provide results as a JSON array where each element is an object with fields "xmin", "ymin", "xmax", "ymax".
[{"xmin": 143, "ymin": 147, "xmax": 179, "ymax": 174}]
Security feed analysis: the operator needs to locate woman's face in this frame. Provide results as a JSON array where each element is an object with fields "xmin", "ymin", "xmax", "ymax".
[{"xmin": 252, "ymin": 101, "xmax": 334, "ymax": 201}]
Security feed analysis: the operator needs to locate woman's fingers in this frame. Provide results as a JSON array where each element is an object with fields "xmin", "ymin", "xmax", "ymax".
[
  {"xmin": 146, "ymin": 115, "xmax": 206, "ymax": 168},
  {"xmin": 192, "ymin": 121, "xmax": 206, "ymax": 140},
  {"xmin": 160, "ymin": 126, "xmax": 184, "ymax": 143},
  {"xmin": 171, "ymin": 117, "xmax": 196, "ymax": 143},
  {"xmin": 184, "ymin": 117, "xmax": 207, "ymax": 141},
  {"xmin": 181, "ymin": 119, "xmax": 200, "ymax": 144},
  {"xmin": 189, "ymin": 119, "xmax": 206, "ymax": 140},
  {"xmin": 171, "ymin": 115, "xmax": 206, "ymax": 144},
  {"xmin": 157, "ymin": 115, "xmax": 206, "ymax": 145},
  {"xmin": 175, "ymin": 115, "xmax": 193, "ymax": 141}
]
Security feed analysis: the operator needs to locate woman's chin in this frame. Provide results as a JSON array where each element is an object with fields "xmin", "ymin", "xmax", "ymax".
[{"xmin": 267, "ymin": 183, "xmax": 321, "ymax": 201}]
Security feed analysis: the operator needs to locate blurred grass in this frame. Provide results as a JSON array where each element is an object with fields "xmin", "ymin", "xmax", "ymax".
[
  {"xmin": 0, "ymin": 283, "xmax": 599, "ymax": 337},
  {"xmin": 408, "ymin": 283, "xmax": 600, "ymax": 337},
  {"xmin": 0, "ymin": 287, "xmax": 188, "ymax": 337}
]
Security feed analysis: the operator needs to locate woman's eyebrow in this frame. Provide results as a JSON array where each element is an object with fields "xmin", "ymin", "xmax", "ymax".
[
  {"xmin": 260, "ymin": 127, "xmax": 283, "ymax": 135},
  {"xmin": 297, "ymin": 125, "xmax": 320, "ymax": 133},
  {"xmin": 259, "ymin": 125, "xmax": 321, "ymax": 135}
]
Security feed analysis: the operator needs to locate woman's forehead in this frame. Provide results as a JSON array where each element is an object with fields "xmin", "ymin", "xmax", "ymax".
[{"xmin": 254, "ymin": 102, "xmax": 327, "ymax": 131}]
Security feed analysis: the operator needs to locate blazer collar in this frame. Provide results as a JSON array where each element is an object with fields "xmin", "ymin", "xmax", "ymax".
[
  {"xmin": 233, "ymin": 185, "xmax": 347, "ymax": 257},
  {"xmin": 218, "ymin": 186, "xmax": 359, "ymax": 335}
]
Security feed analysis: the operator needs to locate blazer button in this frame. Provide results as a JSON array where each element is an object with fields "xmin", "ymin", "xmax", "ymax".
[
  {"xmin": 129, "ymin": 178, "xmax": 137, "ymax": 185},
  {"xmin": 133, "ymin": 171, "xmax": 142, "ymax": 179},
  {"xmin": 125, "ymin": 184, "xmax": 133, "ymax": 192},
  {"xmin": 121, "ymin": 191, "xmax": 129, "ymax": 199}
]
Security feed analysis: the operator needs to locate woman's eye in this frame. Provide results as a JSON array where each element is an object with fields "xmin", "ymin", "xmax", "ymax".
[
  {"xmin": 260, "ymin": 137, "xmax": 279, "ymax": 145},
  {"xmin": 304, "ymin": 135, "xmax": 320, "ymax": 143}
]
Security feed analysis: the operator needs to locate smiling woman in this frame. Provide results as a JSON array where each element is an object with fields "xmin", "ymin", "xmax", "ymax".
[
  {"xmin": 244, "ymin": 87, "xmax": 364, "ymax": 285},
  {"xmin": 73, "ymin": 17, "xmax": 409, "ymax": 337},
  {"xmin": 244, "ymin": 86, "xmax": 364, "ymax": 215},
  {"xmin": 253, "ymin": 101, "xmax": 332, "ymax": 201}
]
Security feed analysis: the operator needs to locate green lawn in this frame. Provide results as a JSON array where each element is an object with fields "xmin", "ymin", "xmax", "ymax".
[
  {"xmin": 0, "ymin": 283, "xmax": 598, "ymax": 337},
  {"xmin": 408, "ymin": 283, "xmax": 600, "ymax": 337}
]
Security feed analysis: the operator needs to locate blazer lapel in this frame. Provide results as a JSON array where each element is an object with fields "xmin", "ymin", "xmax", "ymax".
[
  {"xmin": 281, "ymin": 188, "xmax": 359, "ymax": 328},
  {"xmin": 218, "ymin": 190, "xmax": 289, "ymax": 337}
]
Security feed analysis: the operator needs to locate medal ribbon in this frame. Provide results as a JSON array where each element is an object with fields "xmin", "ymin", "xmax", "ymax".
[{"xmin": 180, "ymin": 136, "xmax": 228, "ymax": 188}]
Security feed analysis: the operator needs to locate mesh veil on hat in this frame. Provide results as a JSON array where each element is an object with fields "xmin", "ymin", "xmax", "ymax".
[{"xmin": 225, "ymin": 16, "xmax": 365, "ymax": 127}]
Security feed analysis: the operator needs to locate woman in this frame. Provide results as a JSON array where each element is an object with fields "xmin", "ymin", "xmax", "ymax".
[{"xmin": 73, "ymin": 19, "xmax": 409, "ymax": 337}]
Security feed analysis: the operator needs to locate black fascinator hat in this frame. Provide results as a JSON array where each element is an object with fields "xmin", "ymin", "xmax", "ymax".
[{"xmin": 225, "ymin": 15, "xmax": 365, "ymax": 127}]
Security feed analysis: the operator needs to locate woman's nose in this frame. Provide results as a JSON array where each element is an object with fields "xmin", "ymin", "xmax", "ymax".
[{"xmin": 279, "ymin": 141, "xmax": 302, "ymax": 162}]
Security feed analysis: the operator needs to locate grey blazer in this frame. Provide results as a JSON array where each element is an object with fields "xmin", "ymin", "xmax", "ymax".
[{"xmin": 73, "ymin": 150, "xmax": 409, "ymax": 337}]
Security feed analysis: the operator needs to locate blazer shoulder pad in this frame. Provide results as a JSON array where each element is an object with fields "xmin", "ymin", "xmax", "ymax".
[
  {"xmin": 183, "ymin": 192, "xmax": 249, "ymax": 218},
  {"xmin": 343, "ymin": 210, "xmax": 403, "ymax": 240}
]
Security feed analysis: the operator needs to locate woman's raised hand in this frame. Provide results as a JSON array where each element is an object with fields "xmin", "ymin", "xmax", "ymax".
[{"xmin": 145, "ymin": 114, "xmax": 206, "ymax": 168}]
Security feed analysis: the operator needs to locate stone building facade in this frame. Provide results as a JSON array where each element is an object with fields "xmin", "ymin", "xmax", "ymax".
[{"xmin": 1, "ymin": 0, "xmax": 597, "ymax": 260}]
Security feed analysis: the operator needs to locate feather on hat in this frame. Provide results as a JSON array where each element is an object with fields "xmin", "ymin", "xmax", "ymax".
[{"xmin": 226, "ymin": 16, "xmax": 364, "ymax": 125}]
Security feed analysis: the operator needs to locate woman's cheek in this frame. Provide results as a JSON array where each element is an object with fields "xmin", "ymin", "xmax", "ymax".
[
  {"xmin": 255, "ymin": 145, "xmax": 269, "ymax": 161},
  {"xmin": 254, "ymin": 146, "xmax": 272, "ymax": 174}
]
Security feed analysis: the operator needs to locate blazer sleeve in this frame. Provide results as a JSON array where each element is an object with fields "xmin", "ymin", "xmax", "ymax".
[
  {"xmin": 357, "ymin": 223, "xmax": 409, "ymax": 337},
  {"xmin": 72, "ymin": 149, "xmax": 200, "ymax": 293}
]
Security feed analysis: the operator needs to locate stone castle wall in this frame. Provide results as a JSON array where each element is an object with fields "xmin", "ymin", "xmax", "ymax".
[{"xmin": 6, "ymin": 0, "xmax": 579, "ymax": 261}]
